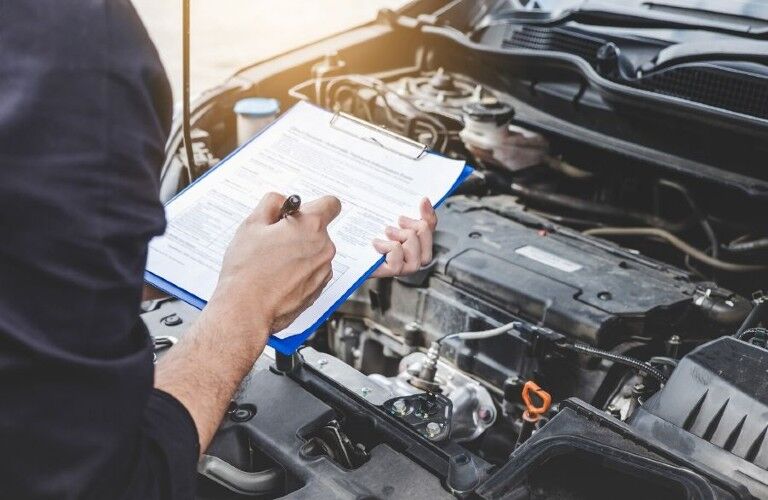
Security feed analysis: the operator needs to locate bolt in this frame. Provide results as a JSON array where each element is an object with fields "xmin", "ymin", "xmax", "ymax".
[
  {"xmin": 361, "ymin": 387, "xmax": 372, "ymax": 397},
  {"xmin": 477, "ymin": 407, "xmax": 493, "ymax": 423},
  {"xmin": 160, "ymin": 313, "xmax": 182, "ymax": 327},
  {"xmin": 230, "ymin": 405, "xmax": 256, "ymax": 423},
  {"xmin": 392, "ymin": 399, "xmax": 408, "ymax": 416},
  {"xmin": 667, "ymin": 335, "xmax": 682, "ymax": 358},
  {"xmin": 317, "ymin": 358, "xmax": 328, "ymax": 368},
  {"xmin": 597, "ymin": 291, "xmax": 612, "ymax": 301},
  {"xmin": 426, "ymin": 422, "xmax": 442, "ymax": 438}
]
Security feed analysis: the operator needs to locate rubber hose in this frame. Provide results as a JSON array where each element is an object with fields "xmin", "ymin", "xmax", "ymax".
[
  {"xmin": 569, "ymin": 343, "xmax": 668, "ymax": 384},
  {"xmin": 735, "ymin": 327, "xmax": 768, "ymax": 341}
]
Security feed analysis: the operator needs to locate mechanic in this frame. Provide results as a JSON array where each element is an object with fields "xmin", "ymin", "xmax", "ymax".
[{"xmin": 0, "ymin": 2, "xmax": 436, "ymax": 498}]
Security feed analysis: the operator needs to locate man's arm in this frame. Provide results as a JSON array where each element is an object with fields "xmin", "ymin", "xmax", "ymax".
[
  {"xmin": 155, "ymin": 193, "xmax": 340, "ymax": 450},
  {"xmin": 151, "ymin": 194, "xmax": 437, "ymax": 453}
]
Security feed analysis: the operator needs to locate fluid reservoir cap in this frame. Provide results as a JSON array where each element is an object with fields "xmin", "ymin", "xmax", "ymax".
[
  {"xmin": 234, "ymin": 97, "xmax": 280, "ymax": 117},
  {"xmin": 462, "ymin": 99, "xmax": 514, "ymax": 125}
]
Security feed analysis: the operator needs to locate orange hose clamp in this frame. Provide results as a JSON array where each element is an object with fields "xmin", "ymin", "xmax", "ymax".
[{"xmin": 521, "ymin": 380, "xmax": 552, "ymax": 419}]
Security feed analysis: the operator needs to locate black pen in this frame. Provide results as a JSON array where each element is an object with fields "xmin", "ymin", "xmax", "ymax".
[{"xmin": 280, "ymin": 194, "xmax": 302, "ymax": 219}]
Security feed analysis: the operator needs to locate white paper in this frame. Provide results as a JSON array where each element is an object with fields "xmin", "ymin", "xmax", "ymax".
[{"xmin": 146, "ymin": 101, "xmax": 466, "ymax": 339}]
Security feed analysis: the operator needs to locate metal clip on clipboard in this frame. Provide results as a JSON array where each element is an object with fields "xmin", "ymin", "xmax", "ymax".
[{"xmin": 330, "ymin": 111, "xmax": 428, "ymax": 161}]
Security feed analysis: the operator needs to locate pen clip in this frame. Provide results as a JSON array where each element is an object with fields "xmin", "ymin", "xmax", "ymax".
[{"xmin": 330, "ymin": 111, "xmax": 427, "ymax": 161}]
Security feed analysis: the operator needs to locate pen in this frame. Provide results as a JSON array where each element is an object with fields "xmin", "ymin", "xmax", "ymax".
[{"xmin": 280, "ymin": 194, "xmax": 302, "ymax": 219}]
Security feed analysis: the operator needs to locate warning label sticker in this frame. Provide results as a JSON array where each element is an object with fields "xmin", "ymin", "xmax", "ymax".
[{"xmin": 515, "ymin": 245, "xmax": 582, "ymax": 273}]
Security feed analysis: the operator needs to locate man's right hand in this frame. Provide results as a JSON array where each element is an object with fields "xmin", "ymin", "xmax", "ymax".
[
  {"xmin": 208, "ymin": 192, "xmax": 341, "ymax": 343},
  {"xmin": 155, "ymin": 192, "xmax": 340, "ymax": 453}
]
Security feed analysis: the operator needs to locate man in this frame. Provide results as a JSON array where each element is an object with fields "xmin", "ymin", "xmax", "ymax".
[{"xmin": 0, "ymin": 1, "xmax": 436, "ymax": 498}]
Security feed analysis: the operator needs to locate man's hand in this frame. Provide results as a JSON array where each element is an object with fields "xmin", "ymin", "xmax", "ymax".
[
  {"xmin": 372, "ymin": 197, "xmax": 438, "ymax": 277},
  {"xmin": 155, "ymin": 192, "xmax": 340, "ymax": 452},
  {"xmin": 210, "ymin": 192, "xmax": 340, "ymax": 339}
]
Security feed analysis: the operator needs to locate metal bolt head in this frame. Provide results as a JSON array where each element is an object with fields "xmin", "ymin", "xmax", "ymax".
[
  {"xmin": 230, "ymin": 405, "xmax": 256, "ymax": 423},
  {"xmin": 160, "ymin": 313, "xmax": 183, "ymax": 327},
  {"xmin": 361, "ymin": 387, "xmax": 372, "ymax": 397},
  {"xmin": 426, "ymin": 422, "xmax": 442, "ymax": 438},
  {"xmin": 317, "ymin": 358, "xmax": 328, "ymax": 367},
  {"xmin": 392, "ymin": 399, "xmax": 408, "ymax": 416},
  {"xmin": 477, "ymin": 407, "xmax": 493, "ymax": 423}
]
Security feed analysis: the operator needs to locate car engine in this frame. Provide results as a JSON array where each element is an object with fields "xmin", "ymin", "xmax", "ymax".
[{"xmin": 146, "ymin": 1, "xmax": 768, "ymax": 498}]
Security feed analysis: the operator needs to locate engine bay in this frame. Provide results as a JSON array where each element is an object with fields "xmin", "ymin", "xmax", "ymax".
[{"xmin": 148, "ymin": 3, "xmax": 768, "ymax": 498}]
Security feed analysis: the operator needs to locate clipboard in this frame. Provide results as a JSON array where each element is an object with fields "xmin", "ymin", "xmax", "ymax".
[
  {"xmin": 145, "ymin": 102, "xmax": 474, "ymax": 355},
  {"xmin": 329, "ymin": 111, "xmax": 428, "ymax": 161}
]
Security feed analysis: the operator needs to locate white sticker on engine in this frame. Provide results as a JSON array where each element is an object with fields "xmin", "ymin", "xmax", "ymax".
[{"xmin": 515, "ymin": 245, "xmax": 582, "ymax": 273}]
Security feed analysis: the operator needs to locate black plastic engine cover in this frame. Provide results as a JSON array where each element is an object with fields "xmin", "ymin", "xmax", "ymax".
[
  {"xmin": 434, "ymin": 196, "xmax": 698, "ymax": 347},
  {"xmin": 477, "ymin": 399, "xmax": 750, "ymax": 500},
  {"xmin": 630, "ymin": 336, "xmax": 768, "ymax": 498}
]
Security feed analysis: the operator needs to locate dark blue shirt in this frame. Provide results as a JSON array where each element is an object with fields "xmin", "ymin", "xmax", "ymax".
[{"xmin": 0, "ymin": 1, "xmax": 198, "ymax": 498}]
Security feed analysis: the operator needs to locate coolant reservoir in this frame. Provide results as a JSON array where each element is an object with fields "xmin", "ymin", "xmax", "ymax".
[
  {"xmin": 234, "ymin": 97, "xmax": 280, "ymax": 146},
  {"xmin": 459, "ymin": 99, "xmax": 548, "ymax": 171}
]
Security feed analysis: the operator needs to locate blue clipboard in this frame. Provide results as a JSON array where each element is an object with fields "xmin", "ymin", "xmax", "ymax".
[{"xmin": 145, "ymin": 103, "xmax": 474, "ymax": 355}]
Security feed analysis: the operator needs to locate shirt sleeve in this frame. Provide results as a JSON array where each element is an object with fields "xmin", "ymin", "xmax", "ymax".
[{"xmin": 0, "ymin": 1, "xmax": 199, "ymax": 498}]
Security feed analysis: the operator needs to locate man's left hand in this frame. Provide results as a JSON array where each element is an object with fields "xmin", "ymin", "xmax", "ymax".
[{"xmin": 372, "ymin": 197, "xmax": 437, "ymax": 277}]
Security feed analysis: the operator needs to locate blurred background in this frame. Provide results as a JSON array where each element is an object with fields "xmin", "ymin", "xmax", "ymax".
[{"xmin": 133, "ymin": 0, "xmax": 409, "ymax": 98}]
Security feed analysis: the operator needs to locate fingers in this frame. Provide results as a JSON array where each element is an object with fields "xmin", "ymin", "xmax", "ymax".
[
  {"xmin": 302, "ymin": 195, "xmax": 342, "ymax": 227},
  {"xmin": 371, "ymin": 238, "xmax": 404, "ymax": 278},
  {"xmin": 397, "ymin": 216, "xmax": 433, "ymax": 265},
  {"xmin": 370, "ymin": 198, "xmax": 438, "ymax": 278},
  {"xmin": 248, "ymin": 192, "xmax": 287, "ymax": 225},
  {"xmin": 419, "ymin": 197, "xmax": 438, "ymax": 231},
  {"xmin": 385, "ymin": 226, "xmax": 421, "ymax": 273}
]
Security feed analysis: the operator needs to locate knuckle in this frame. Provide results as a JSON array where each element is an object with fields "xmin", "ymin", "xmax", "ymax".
[{"xmin": 325, "ymin": 242, "xmax": 337, "ymax": 261}]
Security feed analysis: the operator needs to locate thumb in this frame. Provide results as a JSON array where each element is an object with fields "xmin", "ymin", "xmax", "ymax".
[{"xmin": 248, "ymin": 192, "xmax": 286, "ymax": 225}]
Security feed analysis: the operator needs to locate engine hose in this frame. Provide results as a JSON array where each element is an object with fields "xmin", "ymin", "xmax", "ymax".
[
  {"xmin": 735, "ymin": 300, "xmax": 768, "ymax": 337},
  {"xmin": 510, "ymin": 183, "xmax": 688, "ymax": 233},
  {"xmin": 567, "ymin": 343, "xmax": 669, "ymax": 384},
  {"xmin": 735, "ymin": 327, "xmax": 768, "ymax": 341}
]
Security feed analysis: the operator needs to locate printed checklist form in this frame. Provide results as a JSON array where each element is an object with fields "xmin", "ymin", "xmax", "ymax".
[{"xmin": 145, "ymin": 101, "xmax": 472, "ymax": 354}]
